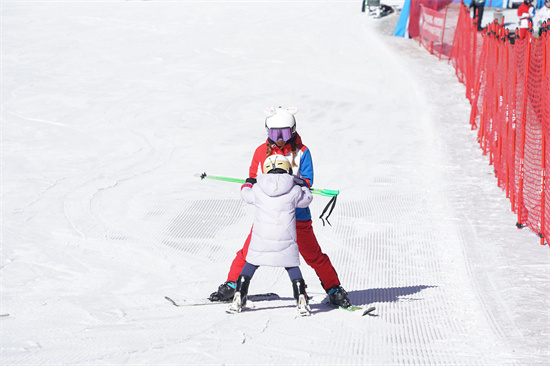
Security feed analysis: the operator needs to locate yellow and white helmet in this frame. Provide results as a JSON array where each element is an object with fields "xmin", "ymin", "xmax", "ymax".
[{"xmin": 263, "ymin": 155, "xmax": 292, "ymax": 175}]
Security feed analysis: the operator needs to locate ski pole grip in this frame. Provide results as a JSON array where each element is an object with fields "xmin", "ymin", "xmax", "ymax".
[
  {"xmin": 320, "ymin": 189, "xmax": 339, "ymax": 197},
  {"xmin": 311, "ymin": 188, "xmax": 339, "ymax": 197}
]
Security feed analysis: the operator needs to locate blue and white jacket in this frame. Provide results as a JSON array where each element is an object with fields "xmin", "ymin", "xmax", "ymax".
[{"xmin": 248, "ymin": 133, "xmax": 314, "ymax": 221}]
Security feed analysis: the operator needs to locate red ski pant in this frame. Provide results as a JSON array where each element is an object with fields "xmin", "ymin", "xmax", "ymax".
[
  {"xmin": 226, "ymin": 220, "xmax": 341, "ymax": 291},
  {"xmin": 519, "ymin": 28, "xmax": 528, "ymax": 40}
]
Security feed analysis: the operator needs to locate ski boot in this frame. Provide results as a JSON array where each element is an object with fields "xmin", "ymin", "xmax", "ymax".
[
  {"xmin": 226, "ymin": 275, "xmax": 250, "ymax": 314},
  {"xmin": 292, "ymin": 279, "xmax": 311, "ymax": 316},
  {"xmin": 327, "ymin": 285, "xmax": 351, "ymax": 308},
  {"xmin": 209, "ymin": 281, "xmax": 236, "ymax": 302}
]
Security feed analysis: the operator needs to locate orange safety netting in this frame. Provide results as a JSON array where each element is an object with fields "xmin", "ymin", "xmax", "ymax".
[
  {"xmin": 411, "ymin": 0, "xmax": 459, "ymax": 59},
  {"xmin": 449, "ymin": 4, "xmax": 550, "ymax": 245}
]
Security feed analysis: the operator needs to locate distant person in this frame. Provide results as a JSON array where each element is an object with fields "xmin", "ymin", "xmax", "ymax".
[
  {"xmin": 533, "ymin": 0, "xmax": 550, "ymax": 36},
  {"xmin": 518, "ymin": 0, "xmax": 535, "ymax": 39},
  {"xmin": 226, "ymin": 155, "xmax": 313, "ymax": 316},
  {"xmin": 469, "ymin": 0, "xmax": 486, "ymax": 31}
]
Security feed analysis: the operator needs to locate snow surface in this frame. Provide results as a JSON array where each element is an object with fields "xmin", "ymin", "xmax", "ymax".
[{"xmin": 1, "ymin": 1, "xmax": 549, "ymax": 365}]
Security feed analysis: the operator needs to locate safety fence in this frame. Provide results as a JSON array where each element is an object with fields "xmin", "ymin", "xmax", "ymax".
[
  {"xmin": 449, "ymin": 4, "xmax": 550, "ymax": 245},
  {"xmin": 418, "ymin": 1, "xmax": 461, "ymax": 59},
  {"xmin": 402, "ymin": 0, "xmax": 459, "ymax": 59}
]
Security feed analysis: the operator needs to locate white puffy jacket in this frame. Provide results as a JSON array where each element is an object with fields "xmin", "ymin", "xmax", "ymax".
[{"xmin": 241, "ymin": 173, "xmax": 313, "ymax": 267}]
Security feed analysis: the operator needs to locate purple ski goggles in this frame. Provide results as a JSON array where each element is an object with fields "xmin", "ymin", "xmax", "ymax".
[{"xmin": 267, "ymin": 127, "xmax": 293, "ymax": 142}]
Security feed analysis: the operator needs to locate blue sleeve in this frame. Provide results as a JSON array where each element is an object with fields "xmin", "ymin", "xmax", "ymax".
[{"xmin": 299, "ymin": 148, "xmax": 314, "ymax": 188}]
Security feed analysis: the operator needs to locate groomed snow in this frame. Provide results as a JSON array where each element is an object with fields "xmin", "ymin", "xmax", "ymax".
[{"xmin": 1, "ymin": 1, "xmax": 549, "ymax": 364}]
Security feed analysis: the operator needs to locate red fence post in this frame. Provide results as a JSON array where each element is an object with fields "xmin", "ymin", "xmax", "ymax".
[
  {"xmin": 438, "ymin": 7, "xmax": 448, "ymax": 60},
  {"xmin": 540, "ymin": 32, "xmax": 549, "ymax": 245},
  {"xmin": 540, "ymin": 132, "xmax": 546, "ymax": 244},
  {"xmin": 516, "ymin": 36, "xmax": 532, "ymax": 228}
]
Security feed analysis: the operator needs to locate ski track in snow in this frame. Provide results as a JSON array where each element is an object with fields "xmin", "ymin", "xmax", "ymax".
[{"xmin": 2, "ymin": 1, "xmax": 548, "ymax": 365}]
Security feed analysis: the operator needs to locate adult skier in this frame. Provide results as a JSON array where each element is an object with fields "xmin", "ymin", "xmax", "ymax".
[
  {"xmin": 210, "ymin": 106, "xmax": 352, "ymax": 308},
  {"xmin": 469, "ymin": 0, "xmax": 486, "ymax": 31},
  {"xmin": 518, "ymin": 0, "xmax": 535, "ymax": 39},
  {"xmin": 227, "ymin": 155, "xmax": 313, "ymax": 316}
]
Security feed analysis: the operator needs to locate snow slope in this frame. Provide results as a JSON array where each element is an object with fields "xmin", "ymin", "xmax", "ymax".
[{"xmin": 1, "ymin": 1, "xmax": 549, "ymax": 364}]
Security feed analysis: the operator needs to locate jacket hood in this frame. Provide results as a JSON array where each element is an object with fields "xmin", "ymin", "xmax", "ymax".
[{"xmin": 256, "ymin": 174, "xmax": 295, "ymax": 197}]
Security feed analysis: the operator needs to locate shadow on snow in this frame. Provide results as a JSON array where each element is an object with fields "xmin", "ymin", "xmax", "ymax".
[{"xmin": 243, "ymin": 285, "xmax": 438, "ymax": 314}]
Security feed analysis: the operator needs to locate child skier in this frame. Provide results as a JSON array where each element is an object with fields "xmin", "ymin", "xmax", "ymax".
[{"xmin": 227, "ymin": 154, "xmax": 313, "ymax": 316}]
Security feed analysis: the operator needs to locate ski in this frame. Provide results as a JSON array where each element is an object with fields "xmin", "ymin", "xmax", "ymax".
[
  {"xmin": 165, "ymin": 293, "xmax": 279, "ymax": 307},
  {"xmin": 323, "ymin": 302, "xmax": 376, "ymax": 316},
  {"xmin": 362, "ymin": 306, "xmax": 377, "ymax": 316},
  {"xmin": 366, "ymin": 4, "xmax": 395, "ymax": 19},
  {"xmin": 375, "ymin": 9, "xmax": 394, "ymax": 19}
]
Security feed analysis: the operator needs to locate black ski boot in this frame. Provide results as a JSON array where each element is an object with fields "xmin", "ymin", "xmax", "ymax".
[
  {"xmin": 209, "ymin": 281, "xmax": 236, "ymax": 302},
  {"xmin": 227, "ymin": 275, "xmax": 251, "ymax": 314},
  {"xmin": 327, "ymin": 285, "xmax": 351, "ymax": 308},
  {"xmin": 292, "ymin": 279, "xmax": 311, "ymax": 316}
]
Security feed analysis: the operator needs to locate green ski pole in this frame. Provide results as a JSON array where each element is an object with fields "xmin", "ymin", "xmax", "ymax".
[{"xmin": 195, "ymin": 172, "xmax": 339, "ymax": 197}]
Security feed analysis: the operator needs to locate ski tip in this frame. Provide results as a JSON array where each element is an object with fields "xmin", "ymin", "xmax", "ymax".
[
  {"xmin": 341, "ymin": 305, "xmax": 362, "ymax": 312},
  {"xmin": 165, "ymin": 296, "xmax": 178, "ymax": 306},
  {"xmin": 362, "ymin": 306, "xmax": 376, "ymax": 316}
]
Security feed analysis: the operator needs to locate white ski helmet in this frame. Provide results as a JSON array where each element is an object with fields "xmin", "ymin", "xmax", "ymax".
[
  {"xmin": 264, "ymin": 106, "xmax": 298, "ymax": 141},
  {"xmin": 263, "ymin": 154, "xmax": 292, "ymax": 175}
]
